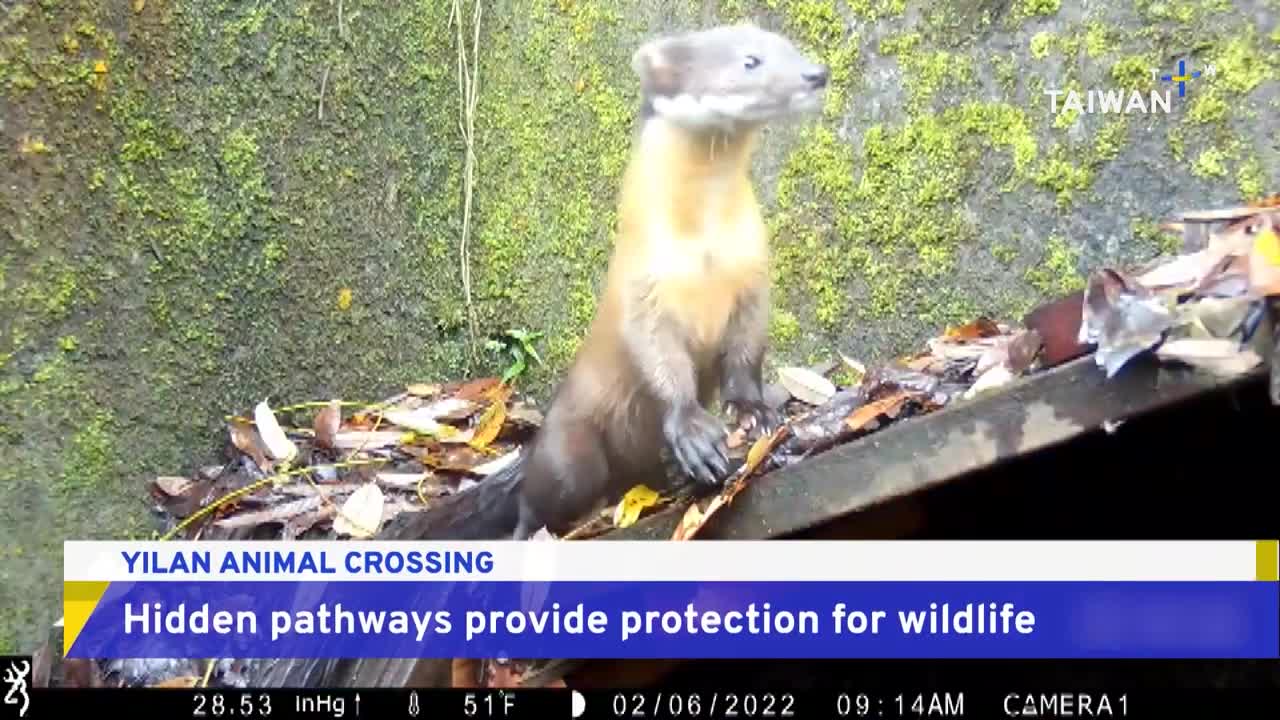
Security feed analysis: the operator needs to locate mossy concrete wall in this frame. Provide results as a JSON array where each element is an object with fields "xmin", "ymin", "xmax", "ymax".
[{"xmin": 2, "ymin": 0, "xmax": 1277, "ymax": 652}]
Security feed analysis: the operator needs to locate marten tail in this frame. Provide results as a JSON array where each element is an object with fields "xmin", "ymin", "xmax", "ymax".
[{"xmin": 377, "ymin": 455, "xmax": 524, "ymax": 540}]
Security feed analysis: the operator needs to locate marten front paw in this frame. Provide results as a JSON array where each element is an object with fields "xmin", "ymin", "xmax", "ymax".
[
  {"xmin": 725, "ymin": 400, "xmax": 782, "ymax": 438},
  {"xmin": 663, "ymin": 406, "xmax": 731, "ymax": 487}
]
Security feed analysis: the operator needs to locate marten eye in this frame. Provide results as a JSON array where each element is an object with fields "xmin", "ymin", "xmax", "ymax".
[{"xmin": 744, "ymin": 54, "xmax": 762, "ymax": 70}]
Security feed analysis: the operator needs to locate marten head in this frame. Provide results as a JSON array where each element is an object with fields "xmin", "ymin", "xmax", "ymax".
[{"xmin": 631, "ymin": 24, "xmax": 830, "ymax": 132}]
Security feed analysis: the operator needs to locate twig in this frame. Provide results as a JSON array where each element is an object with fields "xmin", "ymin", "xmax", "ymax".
[
  {"xmin": 318, "ymin": 66, "xmax": 330, "ymax": 122},
  {"xmin": 337, "ymin": 0, "xmax": 345, "ymax": 40},
  {"xmin": 452, "ymin": 0, "xmax": 483, "ymax": 363}
]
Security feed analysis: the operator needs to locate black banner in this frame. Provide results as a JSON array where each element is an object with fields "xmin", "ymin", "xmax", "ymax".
[{"xmin": 3, "ymin": 686, "xmax": 1277, "ymax": 719}]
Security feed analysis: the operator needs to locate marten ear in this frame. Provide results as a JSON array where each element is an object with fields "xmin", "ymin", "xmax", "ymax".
[{"xmin": 631, "ymin": 36, "xmax": 690, "ymax": 97}]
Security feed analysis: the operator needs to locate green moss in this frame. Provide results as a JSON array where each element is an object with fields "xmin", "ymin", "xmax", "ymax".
[
  {"xmin": 1132, "ymin": 218, "xmax": 1183, "ymax": 257},
  {"xmin": 896, "ymin": 49, "xmax": 973, "ymax": 111},
  {"xmin": 1187, "ymin": 88, "xmax": 1228, "ymax": 123},
  {"xmin": 1191, "ymin": 147, "xmax": 1229, "ymax": 178},
  {"xmin": 992, "ymin": 52, "xmax": 1018, "ymax": 94},
  {"xmin": 1033, "ymin": 146, "xmax": 1092, "ymax": 206},
  {"xmin": 1111, "ymin": 55, "xmax": 1156, "ymax": 91},
  {"xmin": 880, "ymin": 32, "xmax": 921, "ymax": 57},
  {"xmin": 771, "ymin": 101, "xmax": 1039, "ymax": 338},
  {"xmin": 991, "ymin": 243, "xmax": 1019, "ymax": 265},
  {"xmin": 1025, "ymin": 235, "xmax": 1084, "ymax": 298},
  {"xmin": 1167, "ymin": 126, "xmax": 1187, "ymax": 160},
  {"xmin": 1209, "ymin": 28, "xmax": 1275, "ymax": 95},
  {"xmin": 1237, "ymin": 155, "xmax": 1267, "ymax": 201},
  {"xmin": 1084, "ymin": 21, "xmax": 1110, "ymax": 58},
  {"xmin": 1011, "ymin": 0, "xmax": 1061, "ymax": 21},
  {"xmin": 844, "ymin": 0, "xmax": 907, "ymax": 20},
  {"xmin": 1029, "ymin": 32, "xmax": 1054, "ymax": 59},
  {"xmin": 62, "ymin": 411, "xmax": 119, "ymax": 494}
]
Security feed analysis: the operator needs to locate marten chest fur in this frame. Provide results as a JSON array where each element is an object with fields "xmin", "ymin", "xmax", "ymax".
[{"xmin": 615, "ymin": 121, "xmax": 768, "ymax": 360}]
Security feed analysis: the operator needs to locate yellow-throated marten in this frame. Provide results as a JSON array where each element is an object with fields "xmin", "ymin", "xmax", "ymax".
[{"xmin": 388, "ymin": 24, "xmax": 829, "ymax": 540}]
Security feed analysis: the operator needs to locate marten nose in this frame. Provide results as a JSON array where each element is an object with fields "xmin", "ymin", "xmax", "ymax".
[{"xmin": 804, "ymin": 66, "xmax": 830, "ymax": 89}]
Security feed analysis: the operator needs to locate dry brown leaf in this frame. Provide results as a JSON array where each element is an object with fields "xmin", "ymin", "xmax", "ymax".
[
  {"xmin": 472, "ymin": 450, "xmax": 520, "ymax": 476},
  {"xmin": 212, "ymin": 496, "xmax": 323, "ymax": 529},
  {"xmin": 151, "ymin": 676, "xmax": 200, "ymax": 688},
  {"xmin": 313, "ymin": 399, "xmax": 342, "ymax": 450},
  {"xmin": 742, "ymin": 425, "xmax": 785, "ymax": 478},
  {"xmin": 228, "ymin": 419, "xmax": 272, "ymax": 472},
  {"xmin": 943, "ymin": 317, "xmax": 1001, "ymax": 341},
  {"xmin": 470, "ymin": 385, "xmax": 513, "ymax": 450},
  {"xmin": 334, "ymin": 483, "xmax": 385, "ymax": 538},
  {"xmin": 452, "ymin": 658, "xmax": 482, "ymax": 688},
  {"xmin": 1006, "ymin": 329, "xmax": 1044, "ymax": 374},
  {"xmin": 671, "ymin": 501, "xmax": 707, "ymax": 541},
  {"xmin": 407, "ymin": 383, "xmax": 440, "ymax": 397},
  {"xmin": 331, "ymin": 430, "xmax": 404, "ymax": 450},
  {"xmin": 844, "ymin": 391, "xmax": 911, "ymax": 433},
  {"xmin": 485, "ymin": 660, "xmax": 524, "ymax": 688},
  {"xmin": 777, "ymin": 366, "xmax": 836, "ymax": 405},
  {"xmin": 454, "ymin": 376, "xmax": 501, "ymax": 401},
  {"xmin": 153, "ymin": 476, "xmax": 196, "ymax": 496},
  {"xmin": 284, "ymin": 505, "xmax": 337, "ymax": 539},
  {"xmin": 507, "ymin": 404, "xmax": 544, "ymax": 427}
]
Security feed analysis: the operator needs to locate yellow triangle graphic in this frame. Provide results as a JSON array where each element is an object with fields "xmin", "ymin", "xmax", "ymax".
[{"xmin": 63, "ymin": 580, "xmax": 111, "ymax": 655}]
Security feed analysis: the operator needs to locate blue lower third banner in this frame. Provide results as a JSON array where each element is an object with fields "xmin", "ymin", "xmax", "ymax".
[{"xmin": 66, "ymin": 580, "xmax": 1278, "ymax": 659}]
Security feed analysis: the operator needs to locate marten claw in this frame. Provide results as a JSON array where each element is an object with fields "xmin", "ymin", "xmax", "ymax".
[
  {"xmin": 664, "ymin": 408, "xmax": 731, "ymax": 486},
  {"xmin": 726, "ymin": 400, "xmax": 782, "ymax": 438}
]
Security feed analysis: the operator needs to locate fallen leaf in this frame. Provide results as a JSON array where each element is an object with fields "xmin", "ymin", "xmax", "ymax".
[
  {"xmin": 376, "ymin": 472, "xmax": 431, "ymax": 489},
  {"xmin": 452, "ymin": 658, "xmax": 482, "ymax": 688},
  {"xmin": 334, "ymin": 483, "xmax": 385, "ymax": 538},
  {"xmin": 472, "ymin": 450, "xmax": 520, "ymax": 476},
  {"xmin": 944, "ymin": 317, "xmax": 1001, "ymax": 341},
  {"xmin": 777, "ymin": 366, "xmax": 836, "ymax": 405},
  {"xmin": 254, "ymin": 400, "xmax": 298, "ymax": 462},
  {"xmin": 331, "ymin": 430, "xmax": 404, "ymax": 450},
  {"xmin": 742, "ymin": 425, "xmax": 785, "ymax": 479},
  {"xmin": 406, "ymin": 383, "xmax": 440, "ymax": 397},
  {"xmin": 964, "ymin": 364, "xmax": 1016, "ymax": 399},
  {"xmin": 485, "ymin": 660, "xmax": 523, "ymax": 688},
  {"xmin": 470, "ymin": 385, "xmax": 513, "ymax": 450},
  {"xmin": 151, "ymin": 676, "xmax": 199, "ymax": 688},
  {"xmin": 613, "ymin": 485, "xmax": 660, "ymax": 528},
  {"xmin": 383, "ymin": 408, "xmax": 445, "ymax": 435},
  {"xmin": 844, "ymin": 391, "xmax": 911, "ymax": 433},
  {"xmin": 212, "ymin": 496, "xmax": 323, "ymax": 529},
  {"xmin": 228, "ymin": 419, "xmax": 272, "ymax": 472},
  {"xmin": 1006, "ymin": 329, "xmax": 1043, "ymax": 373},
  {"xmin": 284, "ymin": 505, "xmax": 336, "ymax": 539},
  {"xmin": 153, "ymin": 476, "xmax": 196, "ymax": 496},
  {"xmin": 453, "ymin": 376, "xmax": 501, "ymax": 401},
  {"xmin": 1079, "ymin": 268, "xmax": 1175, "ymax": 378},
  {"xmin": 671, "ymin": 502, "xmax": 707, "ymax": 541},
  {"xmin": 1249, "ymin": 226, "xmax": 1280, "ymax": 296},
  {"xmin": 1155, "ymin": 338, "xmax": 1264, "ymax": 376},
  {"xmin": 313, "ymin": 399, "xmax": 341, "ymax": 450},
  {"xmin": 507, "ymin": 404, "xmax": 544, "ymax": 427},
  {"xmin": 132, "ymin": 0, "xmax": 146, "ymax": 13},
  {"xmin": 837, "ymin": 352, "xmax": 867, "ymax": 385}
]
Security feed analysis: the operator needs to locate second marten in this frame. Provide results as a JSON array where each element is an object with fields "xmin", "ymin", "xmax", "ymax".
[{"xmin": 388, "ymin": 24, "xmax": 829, "ymax": 540}]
